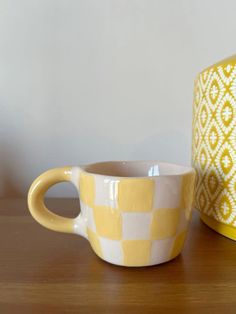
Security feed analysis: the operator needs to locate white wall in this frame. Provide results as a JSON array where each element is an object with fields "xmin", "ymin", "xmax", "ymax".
[{"xmin": 0, "ymin": 0, "xmax": 235, "ymax": 197}]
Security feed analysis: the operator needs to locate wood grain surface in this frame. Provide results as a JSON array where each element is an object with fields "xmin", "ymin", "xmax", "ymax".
[{"xmin": 0, "ymin": 198, "xmax": 236, "ymax": 314}]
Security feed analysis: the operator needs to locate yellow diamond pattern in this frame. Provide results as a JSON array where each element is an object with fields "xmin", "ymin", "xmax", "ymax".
[{"xmin": 192, "ymin": 61, "xmax": 236, "ymax": 227}]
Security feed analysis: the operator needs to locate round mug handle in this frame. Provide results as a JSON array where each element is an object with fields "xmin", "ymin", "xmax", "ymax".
[{"xmin": 28, "ymin": 167, "xmax": 80, "ymax": 234}]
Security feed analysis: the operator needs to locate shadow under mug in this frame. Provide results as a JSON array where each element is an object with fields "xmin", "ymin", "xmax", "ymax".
[{"xmin": 28, "ymin": 161, "xmax": 196, "ymax": 267}]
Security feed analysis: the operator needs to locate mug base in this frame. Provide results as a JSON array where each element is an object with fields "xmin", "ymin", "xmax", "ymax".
[
  {"xmin": 92, "ymin": 249, "xmax": 181, "ymax": 267},
  {"xmin": 200, "ymin": 213, "xmax": 236, "ymax": 241}
]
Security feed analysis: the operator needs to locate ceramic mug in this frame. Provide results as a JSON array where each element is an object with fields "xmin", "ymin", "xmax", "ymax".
[
  {"xmin": 192, "ymin": 54, "xmax": 236, "ymax": 240},
  {"xmin": 28, "ymin": 161, "xmax": 195, "ymax": 267}
]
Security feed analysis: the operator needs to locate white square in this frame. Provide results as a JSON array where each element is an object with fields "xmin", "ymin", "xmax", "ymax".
[
  {"xmin": 177, "ymin": 209, "xmax": 189, "ymax": 234},
  {"xmin": 94, "ymin": 176, "xmax": 118, "ymax": 208},
  {"xmin": 80, "ymin": 201, "xmax": 96, "ymax": 232},
  {"xmin": 70, "ymin": 167, "xmax": 80, "ymax": 189},
  {"xmin": 122, "ymin": 212, "xmax": 152, "ymax": 240},
  {"xmin": 99, "ymin": 237, "xmax": 123, "ymax": 265},
  {"xmin": 150, "ymin": 238, "xmax": 175, "ymax": 265},
  {"xmin": 153, "ymin": 176, "xmax": 182, "ymax": 209}
]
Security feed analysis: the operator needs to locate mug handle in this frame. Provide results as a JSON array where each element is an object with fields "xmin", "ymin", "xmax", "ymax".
[{"xmin": 28, "ymin": 167, "xmax": 85, "ymax": 235}]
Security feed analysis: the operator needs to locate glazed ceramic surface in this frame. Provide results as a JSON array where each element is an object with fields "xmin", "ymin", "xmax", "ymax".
[
  {"xmin": 192, "ymin": 55, "xmax": 236, "ymax": 240},
  {"xmin": 28, "ymin": 161, "xmax": 195, "ymax": 267}
]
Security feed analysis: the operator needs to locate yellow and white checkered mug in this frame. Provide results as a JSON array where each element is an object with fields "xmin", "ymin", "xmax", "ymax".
[{"xmin": 28, "ymin": 161, "xmax": 195, "ymax": 266}]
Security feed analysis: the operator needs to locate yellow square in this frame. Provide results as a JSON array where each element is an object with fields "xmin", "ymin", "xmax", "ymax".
[
  {"xmin": 180, "ymin": 173, "xmax": 195, "ymax": 211},
  {"xmin": 122, "ymin": 240, "xmax": 151, "ymax": 266},
  {"xmin": 87, "ymin": 228, "xmax": 103, "ymax": 258},
  {"xmin": 169, "ymin": 231, "xmax": 187, "ymax": 259},
  {"xmin": 151, "ymin": 208, "xmax": 180, "ymax": 240},
  {"xmin": 93, "ymin": 205, "xmax": 122, "ymax": 240},
  {"xmin": 79, "ymin": 172, "xmax": 95, "ymax": 207},
  {"xmin": 118, "ymin": 179, "xmax": 154, "ymax": 212}
]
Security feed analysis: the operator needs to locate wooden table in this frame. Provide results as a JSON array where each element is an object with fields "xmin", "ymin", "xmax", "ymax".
[{"xmin": 1, "ymin": 198, "xmax": 236, "ymax": 313}]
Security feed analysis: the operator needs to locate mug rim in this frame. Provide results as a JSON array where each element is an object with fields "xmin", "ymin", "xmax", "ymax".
[{"xmin": 79, "ymin": 160, "xmax": 196, "ymax": 179}]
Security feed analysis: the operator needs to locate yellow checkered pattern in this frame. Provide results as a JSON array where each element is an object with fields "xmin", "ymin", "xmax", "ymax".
[{"xmin": 79, "ymin": 171, "xmax": 194, "ymax": 266}]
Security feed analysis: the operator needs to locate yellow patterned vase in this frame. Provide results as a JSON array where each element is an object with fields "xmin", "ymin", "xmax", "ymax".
[{"xmin": 192, "ymin": 55, "xmax": 236, "ymax": 240}]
